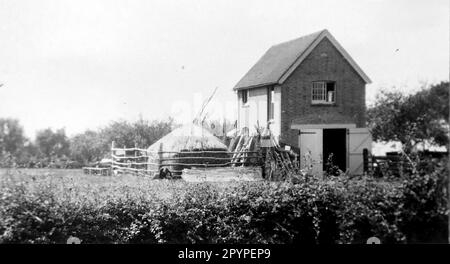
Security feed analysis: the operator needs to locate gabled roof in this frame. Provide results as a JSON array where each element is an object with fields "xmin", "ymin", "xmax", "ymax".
[{"xmin": 233, "ymin": 29, "xmax": 371, "ymax": 91}]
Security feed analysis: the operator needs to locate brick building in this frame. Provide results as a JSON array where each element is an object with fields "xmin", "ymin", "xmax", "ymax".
[{"xmin": 233, "ymin": 29, "xmax": 372, "ymax": 175}]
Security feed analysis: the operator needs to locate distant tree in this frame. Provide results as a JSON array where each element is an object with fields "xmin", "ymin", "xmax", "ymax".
[
  {"xmin": 0, "ymin": 118, "xmax": 26, "ymax": 155},
  {"xmin": 35, "ymin": 128, "xmax": 70, "ymax": 158},
  {"xmin": 99, "ymin": 117, "xmax": 174, "ymax": 149},
  {"xmin": 70, "ymin": 130, "xmax": 105, "ymax": 165},
  {"xmin": 0, "ymin": 117, "xmax": 27, "ymax": 164},
  {"xmin": 15, "ymin": 142, "xmax": 40, "ymax": 168},
  {"xmin": 132, "ymin": 117, "xmax": 175, "ymax": 147},
  {"xmin": 0, "ymin": 118, "xmax": 30, "ymax": 167},
  {"xmin": 367, "ymin": 81, "xmax": 449, "ymax": 151}
]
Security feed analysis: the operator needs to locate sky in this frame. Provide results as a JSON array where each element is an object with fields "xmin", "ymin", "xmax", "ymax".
[{"xmin": 0, "ymin": 0, "xmax": 448, "ymax": 139}]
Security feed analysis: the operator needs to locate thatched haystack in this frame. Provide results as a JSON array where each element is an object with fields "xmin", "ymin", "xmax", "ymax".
[{"xmin": 147, "ymin": 123, "xmax": 230, "ymax": 177}]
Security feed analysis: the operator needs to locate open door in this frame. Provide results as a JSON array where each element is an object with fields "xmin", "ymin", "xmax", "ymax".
[
  {"xmin": 323, "ymin": 129, "xmax": 347, "ymax": 172},
  {"xmin": 348, "ymin": 128, "xmax": 372, "ymax": 175},
  {"xmin": 299, "ymin": 129, "xmax": 323, "ymax": 176}
]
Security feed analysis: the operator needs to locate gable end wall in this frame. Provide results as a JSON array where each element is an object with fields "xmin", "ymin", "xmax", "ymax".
[{"xmin": 280, "ymin": 37, "xmax": 367, "ymax": 147}]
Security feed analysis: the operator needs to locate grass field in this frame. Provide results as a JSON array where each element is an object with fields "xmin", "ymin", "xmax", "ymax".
[{"xmin": 0, "ymin": 168, "xmax": 231, "ymax": 204}]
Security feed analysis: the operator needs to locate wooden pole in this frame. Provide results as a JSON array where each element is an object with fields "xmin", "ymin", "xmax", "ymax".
[
  {"xmin": 158, "ymin": 143, "xmax": 163, "ymax": 177},
  {"xmin": 111, "ymin": 141, "xmax": 115, "ymax": 176},
  {"xmin": 222, "ymin": 117, "xmax": 226, "ymax": 142},
  {"xmin": 134, "ymin": 142, "xmax": 138, "ymax": 175},
  {"xmin": 231, "ymin": 135, "xmax": 244, "ymax": 165},
  {"xmin": 363, "ymin": 148, "xmax": 369, "ymax": 175},
  {"xmin": 448, "ymin": 114, "xmax": 450, "ymax": 244},
  {"xmin": 261, "ymin": 147, "xmax": 267, "ymax": 179}
]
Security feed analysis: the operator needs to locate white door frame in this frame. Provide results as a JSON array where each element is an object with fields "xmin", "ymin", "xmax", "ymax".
[
  {"xmin": 291, "ymin": 123, "xmax": 356, "ymax": 130},
  {"xmin": 294, "ymin": 123, "xmax": 357, "ymax": 174}
]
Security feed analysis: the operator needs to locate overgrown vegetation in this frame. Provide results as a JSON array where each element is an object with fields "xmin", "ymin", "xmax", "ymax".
[
  {"xmin": 0, "ymin": 156, "xmax": 447, "ymax": 244},
  {"xmin": 367, "ymin": 81, "xmax": 449, "ymax": 152}
]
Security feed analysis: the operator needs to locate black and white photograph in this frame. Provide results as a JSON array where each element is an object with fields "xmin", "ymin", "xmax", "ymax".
[{"xmin": 0, "ymin": 0, "xmax": 448, "ymax": 250}]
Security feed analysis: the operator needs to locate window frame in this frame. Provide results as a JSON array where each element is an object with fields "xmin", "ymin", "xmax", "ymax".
[
  {"xmin": 241, "ymin": 89, "xmax": 248, "ymax": 105},
  {"xmin": 268, "ymin": 87, "xmax": 275, "ymax": 121},
  {"xmin": 311, "ymin": 81, "xmax": 336, "ymax": 105}
]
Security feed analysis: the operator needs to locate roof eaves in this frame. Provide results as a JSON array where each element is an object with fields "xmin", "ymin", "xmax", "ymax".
[{"xmin": 232, "ymin": 82, "xmax": 277, "ymax": 91}]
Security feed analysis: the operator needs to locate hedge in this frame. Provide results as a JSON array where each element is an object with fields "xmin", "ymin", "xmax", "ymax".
[{"xmin": 0, "ymin": 157, "xmax": 447, "ymax": 244}]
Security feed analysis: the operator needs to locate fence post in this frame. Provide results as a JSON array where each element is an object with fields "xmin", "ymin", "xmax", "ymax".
[
  {"xmin": 111, "ymin": 141, "xmax": 115, "ymax": 176},
  {"xmin": 363, "ymin": 148, "xmax": 369, "ymax": 174},
  {"xmin": 134, "ymin": 143, "xmax": 138, "ymax": 175},
  {"xmin": 158, "ymin": 143, "xmax": 163, "ymax": 177}
]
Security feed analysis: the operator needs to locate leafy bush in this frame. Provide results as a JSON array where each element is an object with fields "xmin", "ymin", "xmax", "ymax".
[
  {"xmin": 399, "ymin": 156, "xmax": 448, "ymax": 243},
  {"xmin": 0, "ymin": 165, "xmax": 447, "ymax": 244}
]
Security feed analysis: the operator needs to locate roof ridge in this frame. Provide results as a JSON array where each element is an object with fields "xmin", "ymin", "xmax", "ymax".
[{"xmin": 269, "ymin": 29, "xmax": 327, "ymax": 49}]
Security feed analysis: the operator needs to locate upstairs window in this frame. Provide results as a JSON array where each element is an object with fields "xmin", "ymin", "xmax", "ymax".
[
  {"xmin": 312, "ymin": 81, "xmax": 335, "ymax": 104},
  {"xmin": 241, "ymin": 90, "xmax": 248, "ymax": 104}
]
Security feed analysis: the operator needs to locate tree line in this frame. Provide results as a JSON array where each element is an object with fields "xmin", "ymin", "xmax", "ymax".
[{"xmin": 0, "ymin": 117, "xmax": 174, "ymax": 168}]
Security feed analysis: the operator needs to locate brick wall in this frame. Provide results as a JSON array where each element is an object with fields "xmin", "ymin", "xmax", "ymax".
[{"xmin": 280, "ymin": 37, "xmax": 367, "ymax": 147}]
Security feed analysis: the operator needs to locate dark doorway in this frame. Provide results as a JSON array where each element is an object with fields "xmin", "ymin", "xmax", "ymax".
[{"xmin": 323, "ymin": 129, "xmax": 347, "ymax": 172}]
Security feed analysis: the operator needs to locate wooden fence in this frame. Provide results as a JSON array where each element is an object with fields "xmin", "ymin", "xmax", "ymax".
[
  {"xmin": 111, "ymin": 142, "xmax": 150, "ymax": 175},
  {"xmin": 363, "ymin": 149, "xmax": 414, "ymax": 176},
  {"xmin": 110, "ymin": 141, "xmax": 263, "ymax": 176}
]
